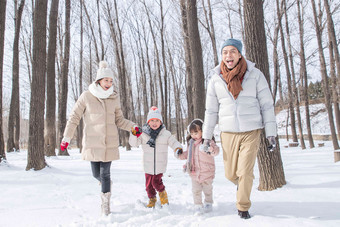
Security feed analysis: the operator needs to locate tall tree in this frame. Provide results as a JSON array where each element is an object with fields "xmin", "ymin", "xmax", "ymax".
[
  {"xmin": 7, "ymin": 0, "xmax": 25, "ymax": 153},
  {"xmin": 244, "ymin": 0, "xmax": 286, "ymax": 190},
  {"xmin": 276, "ymin": 0, "xmax": 298, "ymax": 143},
  {"xmin": 324, "ymin": 0, "xmax": 340, "ymax": 95},
  {"xmin": 201, "ymin": 0, "xmax": 218, "ymax": 66},
  {"xmin": 44, "ymin": 0, "xmax": 59, "ymax": 157},
  {"xmin": 159, "ymin": 0, "xmax": 169, "ymax": 127},
  {"xmin": 282, "ymin": 0, "xmax": 306, "ymax": 149},
  {"xmin": 186, "ymin": 0, "xmax": 205, "ymax": 119},
  {"xmin": 58, "ymin": 0, "xmax": 71, "ymax": 156},
  {"xmin": 297, "ymin": 0, "xmax": 314, "ymax": 148},
  {"xmin": 311, "ymin": 0, "xmax": 340, "ymax": 161},
  {"xmin": 77, "ymin": 0, "xmax": 84, "ymax": 151},
  {"xmin": 26, "ymin": 0, "xmax": 48, "ymax": 170},
  {"xmin": 0, "ymin": 0, "xmax": 7, "ymax": 163},
  {"xmin": 180, "ymin": 0, "xmax": 194, "ymax": 123}
]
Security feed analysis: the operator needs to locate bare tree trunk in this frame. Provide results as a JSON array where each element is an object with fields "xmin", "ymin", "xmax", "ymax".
[
  {"xmin": 8, "ymin": 0, "xmax": 25, "ymax": 153},
  {"xmin": 297, "ymin": 0, "xmax": 314, "ymax": 148},
  {"xmin": 283, "ymin": 0, "xmax": 305, "ymax": 149},
  {"xmin": 187, "ymin": 0, "xmax": 205, "ymax": 120},
  {"xmin": 143, "ymin": 1, "xmax": 165, "ymax": 118},
  {"xmin": 324, "ymin": 0, "xmax": 340, "ymax": 96},
  {"xmin": 328, "ymin": 39, "xmax": 340, "ymax": 140},
  {"xmin": 0, "ymin": 0, "xmax": 7, "ymax": 163},
  {"xmin": 324, "ymin": 0, "xmax": 340, "ymax": 140},
  {"xmin": 26, "ymin": 0, "xmax": 48, "ymax": 170},
  {"xmin": 58, "ymin": 0, "xmax": 71, "ymax": 156},
  {"xmin": 44, "ymin": 0, "xmax": 59, "ymax": 157},
  {"xmin": 77, "ymin": 0, "xmax": 84, "ymax": 151},
  {"xmin": 159, "ymin": 0, "xmax": 169, "ymax": 127},
  {"xmin": 311, "ymin": 0, "xmax": 340, "ymax": 160},
  {"xmin": 276, "ymin": 0, "xmax": 298, "ymax": 143},
  {"xmin": 202, "ymin": 0, "xmax": 218, "ymax": 66},
  {"xmin": 82, "ymin": 0, "xmax": 100, "ymax": 63},
  {"xmin": 244, "ymin": 0, "xmax": 286, "ymax": 190},
  {"xmin": 180, "ymin": 0, "xmax": 194, "ymax": 123}
]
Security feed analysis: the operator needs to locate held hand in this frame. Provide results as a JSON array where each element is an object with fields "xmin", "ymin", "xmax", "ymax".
[
  {"xmin": 200, "ymin": 139, "xmax": 211, "ymax": 154},
  {"xmin": 175, "ymin": 148, "xmax": 183, "ymax": 158},
  {"xmin": 60, "ymin": 141, "xmax": 69, "ymax": 151},
  {"xmin": 131, "ymin": 126, "xmax": 142, "ymax": 138},
  {"xmin": 267, "ymin": 136, "xmax": 276, "ymax": 152}
]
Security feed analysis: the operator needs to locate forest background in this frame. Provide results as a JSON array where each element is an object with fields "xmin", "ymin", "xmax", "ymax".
[{"xmin": 0, "ymin": 0, "xmax": 340, "ymax": 176}]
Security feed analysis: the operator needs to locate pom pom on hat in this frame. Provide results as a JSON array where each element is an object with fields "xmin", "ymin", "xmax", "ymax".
[
  {"xmin": 221, "ymin": 38, "xmax": 243, "ymax": 54},
  {"xmin": 95, "ymin": 60, "xmax": 114, "ymax": 81},
  {"xmin": 147, "ymin": 106, "xmax": 163, "ymax": 123}
]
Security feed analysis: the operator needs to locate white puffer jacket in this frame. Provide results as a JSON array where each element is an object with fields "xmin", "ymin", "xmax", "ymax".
[
  {"xmin": 129, "ymin": 127, "xmax": 182, "ymax": 175},
  {"xmin": 202, "ymin": 60, "xmax": 277, "ymax": 139}
]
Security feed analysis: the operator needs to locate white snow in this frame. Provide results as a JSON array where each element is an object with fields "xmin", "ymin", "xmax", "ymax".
[{"xmin": 1, "ymin": 139, "xmax": 340, "ymax": 227}]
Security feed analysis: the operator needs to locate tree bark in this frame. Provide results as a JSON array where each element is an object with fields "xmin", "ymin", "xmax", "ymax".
[
  {"xmin": 180, "ymin": 0, "xmax": 194, "ymax": 123},
  {"xmin": 297, "ymin": 0, "xmax": 314, "ymax": 148},
  {"xmin": 77, "ymin": 0, "xmax": 84, "ymax": 151},
  {"xmin": 44, "ymin": 0, "xmax": 59, "ymax": 157},
  {"xmin": 187, "ymin": 0, "xmax": 205, "ymax": 120},
  {"xmin": 244, "ymin": 0, "xmax": 286, "ymax": 190},
  {"xmin": 26, "ymin": 0, "xmax": 48, "ymax": 170},
  {"xmin": 58, "ymin": 0, "xmax": 71, "ymax": 156},
  {"xmin": 311, "ymin": 0, "xmax": 340, "ymax": 155},
  {"xmin": 7, "ymin": 0, "xmax": 25, "ymax": 153},
  {"xmin": 202, "ymin": 0, "xmax": 218, "ymax": 66},
  {"xmin": 0, "ymin": 0, "xmax": 7, "ymax": 163}
]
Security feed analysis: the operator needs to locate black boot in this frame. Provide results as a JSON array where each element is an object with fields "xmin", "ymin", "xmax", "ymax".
[{"xmin": 238, "ymin": 210, "xmax": 251, "ymax": 219}]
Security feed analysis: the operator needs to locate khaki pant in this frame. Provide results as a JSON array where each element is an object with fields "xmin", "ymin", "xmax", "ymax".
[
  {"xmin": 191, "ymin": 178, "xmax": 213, "ymax": 205},
  {"xmin": 221, "ymin": 129, "xmax": 261, "ymax": 211}
]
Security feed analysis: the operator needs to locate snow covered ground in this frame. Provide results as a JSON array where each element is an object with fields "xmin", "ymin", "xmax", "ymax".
[{"xmin": 1, "ymin": 139, "xmax": 340, "ymax": 227}]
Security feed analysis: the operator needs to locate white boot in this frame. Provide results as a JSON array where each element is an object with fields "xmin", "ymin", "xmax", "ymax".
[
  {"xmin": 204, "ymin": 203, "xmax": 213, "ymax": 213},
  {"xmin": 101, "ymin": 192, "xmax": 111, "ymax": 216}
]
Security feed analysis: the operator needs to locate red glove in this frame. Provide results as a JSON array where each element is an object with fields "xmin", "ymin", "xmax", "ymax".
[
  {"xmin": 131, "ymin": 126, "xmax": 142, "ymax": 138},
  {"xmin": 60, "ymin": 141, "xmax": 69, "ymax": 151}
]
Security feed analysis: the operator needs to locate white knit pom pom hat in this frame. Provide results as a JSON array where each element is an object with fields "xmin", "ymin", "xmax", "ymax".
[
  {"xmin": 147, "ymin": 106, "xmax": 163, "ymax": 123},
  {"xmin": 95, "ymin": 60, "xmax": 114, "ymax": 81}
]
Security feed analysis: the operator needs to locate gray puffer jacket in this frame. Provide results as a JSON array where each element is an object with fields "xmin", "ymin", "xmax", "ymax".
[{"xmin": 202, "ymin": 60, "xmax": 277, "ymax": 139}]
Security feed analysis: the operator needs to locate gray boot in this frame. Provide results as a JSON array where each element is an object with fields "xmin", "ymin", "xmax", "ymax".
[{"xmin": 101, "ymin": 192, "xmax": 111, "ymax": 216}]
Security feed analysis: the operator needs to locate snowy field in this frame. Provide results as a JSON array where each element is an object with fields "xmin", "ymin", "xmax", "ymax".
[{"xmin": 1, "ymin": 139, "xmax": 340, "ymax": 227}]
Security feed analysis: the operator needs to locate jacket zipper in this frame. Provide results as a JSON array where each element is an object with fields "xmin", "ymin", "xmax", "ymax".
[{"xmin": 154, "ymin": 143, "xmax": 156, "ymax": 175}]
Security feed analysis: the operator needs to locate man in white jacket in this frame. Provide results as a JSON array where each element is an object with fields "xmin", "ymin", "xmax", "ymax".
[{"xmin": 201, "ymin": 38, "xmax": 277, "ymax": 219}]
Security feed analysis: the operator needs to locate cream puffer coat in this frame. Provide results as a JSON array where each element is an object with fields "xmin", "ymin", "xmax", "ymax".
[
  {"xmin": 129, "ymin": 127, "xmax": 182, "ymax": 175},
  {"xmin": 203, "ymin": 60, "xmax": 277, "ymax": 140},
  {"xmin": 178, "ymin": 139, "xmax": 219, "ymax": 183},
  {"xmin": 63, "ymin": 90, "xmax": 134, "ymax": 162}
]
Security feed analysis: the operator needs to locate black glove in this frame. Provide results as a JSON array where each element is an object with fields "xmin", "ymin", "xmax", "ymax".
[{"xmin": 267, "ymin": 136, "xmax": 276, "ymax": 152}]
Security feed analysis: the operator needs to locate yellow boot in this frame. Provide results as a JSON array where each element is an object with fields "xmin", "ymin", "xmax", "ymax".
[
  {"xmin": 159, "ymin": 190, "xmax": 169, "ymax": 205},
  {"xmin": 146, "ymin": 197, "xmax": 157, "ymax": 208}
]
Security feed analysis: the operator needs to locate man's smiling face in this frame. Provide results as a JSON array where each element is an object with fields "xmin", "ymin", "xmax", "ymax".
[{"xmin": 222, "ymin": 46, "xmax": 242, "ymax": 69}]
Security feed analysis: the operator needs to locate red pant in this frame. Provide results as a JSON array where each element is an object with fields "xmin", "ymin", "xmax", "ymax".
[{"xmin": 145, "ymin": 173, "xmax": 165, "ymax": 198}]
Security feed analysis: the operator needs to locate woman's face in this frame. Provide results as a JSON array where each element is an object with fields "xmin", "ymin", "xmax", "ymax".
[
  {"xmin": 148, "ymin": 119, "xmax": 162, "ymax": 130},
  {"xmin": 99, "ymin": 77, "xmax": 113, "ymax": 90},
  {"xmin": 222, "ymin": 46, "xmax": 242, "ymax": 69}
]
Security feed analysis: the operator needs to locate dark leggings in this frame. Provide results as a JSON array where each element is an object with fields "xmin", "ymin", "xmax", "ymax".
[{"xmin": 91, "ymin": 161, "xmax": 112, "ymax": 193}]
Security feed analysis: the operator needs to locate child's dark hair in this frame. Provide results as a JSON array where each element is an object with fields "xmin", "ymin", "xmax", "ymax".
[{"xmin": 186, "ymin": 119, "xmax": 215, "ymax": 144}]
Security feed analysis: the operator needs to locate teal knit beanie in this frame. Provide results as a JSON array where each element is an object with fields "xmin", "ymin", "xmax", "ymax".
[{"xmin": 221, "ymin": 38, "xmax": 242, "ymax": 54}]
